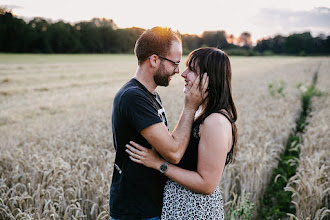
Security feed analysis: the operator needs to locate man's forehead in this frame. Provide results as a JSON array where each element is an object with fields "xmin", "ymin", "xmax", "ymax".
[{"xmin": 169, "ymin": 41, "xmax": 182, "ymax": 58}]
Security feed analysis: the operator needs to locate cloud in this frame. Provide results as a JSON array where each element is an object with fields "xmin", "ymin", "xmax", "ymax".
[
  {"xmin": 249, "ymin": 7, "xmax": 330, "ymax": 39},
  {"xmin": 0, "ymin": 5, "xmax": 23, "ymax": 10},
  {"xmin": 254, "ymin": 7, "xmax": 330, "ymax": 35}
]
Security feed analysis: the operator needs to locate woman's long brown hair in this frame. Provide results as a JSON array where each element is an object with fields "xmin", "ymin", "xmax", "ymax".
[{"xmin": 186, "ymin": 47, "xmax": 238, "ymax": 164}]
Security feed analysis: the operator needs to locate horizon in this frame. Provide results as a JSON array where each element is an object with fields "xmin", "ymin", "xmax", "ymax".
[{"xmin": 2, "ymin": 0, "xmax": 330, "ymax": 42}]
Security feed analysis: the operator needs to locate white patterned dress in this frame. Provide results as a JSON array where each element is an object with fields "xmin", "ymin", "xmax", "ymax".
[{"xmin": 161, "ymin": 180, "xmax": 224, "ymax": 219}]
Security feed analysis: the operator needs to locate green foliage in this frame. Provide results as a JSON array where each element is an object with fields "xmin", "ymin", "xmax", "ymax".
[
  {"xmin": 182, "ymin": 34, "xmax": 202, "ymax": 54},
  {"xmin": 227, "ymin": 193, "xmax": 255, "ymax": 220},
  {"xmin": 258, "ymin": 135, "xmax": 300, "ymax": 219},
  {"xmin": 201, "ymin": 31, "xmax": 228, "ymax": 48},
  {"xmin": 268, "ymin": 80, "xmax": 286, "ymax": 97},
  {"xmin": 285, "ymin": 33, "xmax": 314, "ymax": 55},
  {"xmin": 259, "ymin": 70, "xmax": 322, "ymax": 219},
  {"xmin": 1, "ymin": 8, "xmax": 330, "ymax": 55},
  {"xmin": 262, "ymin": 50, "xmax": 274, "ymax": 56},
  {"xmin": 225, "ymin": 48, "xmax": 258, "ymax": 56},
  {"xmin": 296, "ymin": 83, "xmax": 323, "ymax": 132},
  {"xmin": 254, "ymin": 32, "xmax": 330, "ymax": 55}
]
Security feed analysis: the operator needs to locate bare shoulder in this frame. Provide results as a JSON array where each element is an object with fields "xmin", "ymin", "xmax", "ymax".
[
  {"xmin": 199, "ymin": 113, "xmax": 232, "ymax": 153},
  {"xmin": 200, "ymin": 113, "xmax": 232, "ymax": 131}
]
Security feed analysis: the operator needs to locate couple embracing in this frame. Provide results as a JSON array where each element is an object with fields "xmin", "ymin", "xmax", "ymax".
[{"xmin": 110, "ymin": 26, "xmax": 237, "ymax": 220}]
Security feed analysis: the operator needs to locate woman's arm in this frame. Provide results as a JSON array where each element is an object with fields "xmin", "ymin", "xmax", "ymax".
[{"xmin": 126, "ymin": 113, "xmax": 232, "ymax": 195}]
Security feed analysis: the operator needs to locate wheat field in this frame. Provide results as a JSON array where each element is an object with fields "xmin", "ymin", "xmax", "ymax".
[
  {"xmin": 0, "ymin": 54, "xmax": 329, "ymax": 219},
  {"xmin": 285, "ymin": 58, "xmax": 330, "ymax": 219}
]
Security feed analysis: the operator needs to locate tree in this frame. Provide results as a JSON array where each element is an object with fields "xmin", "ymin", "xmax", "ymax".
[
  {"xmin": 1, "ymin": 8, "xmax": 330, "ymax": 55},
  {"xmin": 116, "ymin": 27, "xmax": 145, "ymax": 53},
  {"xmin": 0, "ymin": 9, "xmax": 31, "ymax": 52},
  {"xmin": 322, "ymin": 35, "xmax": 330, "ymax": 53},
  {"xmin": 48, "ymin": 21, "xmax": 81, "ymax": 53},
  {"xmin": 182, "ymin": 34, "xmax": 201, "ymax": 54},
  {"xmin": 285, "ymin": 32, "xmax": 313, "ymax": 54},
  {"xmin": 27, "ymin": 17, "xmax": 52, "ymax": 53},
  {"xmin": 227, "ymin": 34, "xmax": 236, "ymax": 44},
  {"xmin": 201, "ymin": 31, "xmax": 229, "ymax": 49},
  {"xmin": 76, "ymin": 20, "xmax": 102, "ymax": 53},
  {"xmin": 272, "ymin": 35, "xmax": 285, "ymax": 54},
  {"xmin": 238, "ymin": 32, "xmax": 252, "ymax": 48}
]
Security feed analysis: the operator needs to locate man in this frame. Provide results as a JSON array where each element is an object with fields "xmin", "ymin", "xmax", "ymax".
[{"xmin": 110, "ymin": 26, "xmax": 207, "ymax": 219}]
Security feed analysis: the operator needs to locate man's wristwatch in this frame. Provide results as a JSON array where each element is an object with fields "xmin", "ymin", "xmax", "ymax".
[{"xmin": 159, "ymin": 161, "xmax": 169, "ymax": 174}]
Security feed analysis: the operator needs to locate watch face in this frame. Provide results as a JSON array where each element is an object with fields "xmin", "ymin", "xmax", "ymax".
[{"xmin": 160, "ymin": 163, "xmax": 168, "ymax": 173}]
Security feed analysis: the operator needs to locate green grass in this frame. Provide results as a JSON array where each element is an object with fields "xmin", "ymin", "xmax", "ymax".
[{"xmin": 259, "ymin": 66, "xmax": 323, "ymax": 219}]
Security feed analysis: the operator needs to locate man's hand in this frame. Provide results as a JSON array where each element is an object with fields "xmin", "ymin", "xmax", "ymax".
[
  {"xmin": 184, "ymin": 73, "xmax": 209, "ymax": 111},
  {"xmin": 139, "ymin": 73, "xmax": 209, "ymax": 164}
]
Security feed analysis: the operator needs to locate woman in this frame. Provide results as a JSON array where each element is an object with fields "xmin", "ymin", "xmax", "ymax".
[{"xmin": 126, "ymin": 47, "xmax": 237, "ymax": 219}]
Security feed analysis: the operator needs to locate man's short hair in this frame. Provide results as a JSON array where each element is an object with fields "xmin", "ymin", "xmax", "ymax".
[{"xmin": 134, "ymin": 26, "xmax": 182, "ymax": 65}]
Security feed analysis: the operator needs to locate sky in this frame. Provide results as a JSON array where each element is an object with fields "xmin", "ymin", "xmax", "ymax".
[{"xmin": 2, "ymin": 0, "xmax": 330, "ymax": 42}]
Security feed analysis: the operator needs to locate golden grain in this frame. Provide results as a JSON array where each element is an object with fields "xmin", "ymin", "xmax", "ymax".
[
  {"xmin": 285, "ymin": 60, "xmax": 330, "ymax": 219},
  {"xmin": 0, "ymin": 55, "xmax": 329, "ymax": 219}
]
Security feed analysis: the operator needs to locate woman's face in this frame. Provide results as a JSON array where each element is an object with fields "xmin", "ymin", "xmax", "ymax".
[{"xmin": 181, "ymin": 67, "xmax": 198, "ymax": 93}]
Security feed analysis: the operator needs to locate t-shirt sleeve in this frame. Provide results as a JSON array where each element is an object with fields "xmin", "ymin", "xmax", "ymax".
[{"xmin": 120, "ymin": 87, "xmax": 163, "ymax": 133}]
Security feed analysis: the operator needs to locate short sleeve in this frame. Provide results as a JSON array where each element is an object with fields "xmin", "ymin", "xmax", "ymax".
[{"xmin": 120, "ymin": 87, "xmax": 163, "ymax": 133}]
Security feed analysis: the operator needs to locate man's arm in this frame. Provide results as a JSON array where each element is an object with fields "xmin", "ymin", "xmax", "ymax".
[
  {"xmin": 141, "ymin": 74, "xmax": 208, "ymax": 164},
  {"xmin": 126, "ymin": 113, "xmax": 230, "ymax": 195}
]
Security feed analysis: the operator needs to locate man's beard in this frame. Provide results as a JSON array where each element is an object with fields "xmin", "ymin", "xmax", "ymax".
[{"xmin": 154, "ymin": 63, "xmax": 173, "ymax": 87}]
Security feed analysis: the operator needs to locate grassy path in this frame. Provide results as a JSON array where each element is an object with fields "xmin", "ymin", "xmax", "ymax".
[{"xmin": 258, "ymin": 64, "xmax": 324, "ymax": 219}]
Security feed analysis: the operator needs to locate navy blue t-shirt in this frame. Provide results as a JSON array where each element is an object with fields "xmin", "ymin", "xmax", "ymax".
[{"xmin": 110, "ymin": 78, "xmax": 169, "ymax": 219}]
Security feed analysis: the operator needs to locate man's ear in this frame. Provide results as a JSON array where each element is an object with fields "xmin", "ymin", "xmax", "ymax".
[{"xmin": 148, "ymin": 54, "xmax": 158, "ymax": 68}]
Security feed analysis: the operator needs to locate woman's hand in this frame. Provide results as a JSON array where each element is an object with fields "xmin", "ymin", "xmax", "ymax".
[{"xmin": 126, "ymin": 141, "xmax": 164, "ymax": 170}]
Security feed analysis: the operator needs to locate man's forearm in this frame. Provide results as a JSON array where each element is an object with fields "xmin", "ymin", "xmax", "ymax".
[
  {"xmin": 169, "ymin": 106, "xmax": 197, "ymax": 163},
  {"xmin": 141, "ymin": 74, "xmax": 208, "ymax": 164},
  {"xmin": 170, "ymin": 72, "xmax": 208, "ymax": 150}
]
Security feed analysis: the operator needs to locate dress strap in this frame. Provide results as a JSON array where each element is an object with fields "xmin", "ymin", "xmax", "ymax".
[{"xmin": 217, "ymin": 110, "xmax": 234, "ymax": 124}]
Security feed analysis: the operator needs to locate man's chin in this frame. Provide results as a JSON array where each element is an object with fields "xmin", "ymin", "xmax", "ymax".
[
  {"xmin": 163, "ymin": 78, "xmax": 171, "ymax": 87},
  {"xmin": 158, "ymin": 81, "xmax": 170, "ymax": 87}
]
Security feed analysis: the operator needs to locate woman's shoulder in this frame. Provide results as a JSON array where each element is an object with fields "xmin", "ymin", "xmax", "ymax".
[
  {"xmin": 199, "ymin": 111, "xmax": 232, "ymax": 135},
  {"xmin": 203, "ymin": 111, "xmax": 232, "ymax": 127},
  {"xmin": 199, "ymin": 112, "xmax": 233, "ymax": 152}
]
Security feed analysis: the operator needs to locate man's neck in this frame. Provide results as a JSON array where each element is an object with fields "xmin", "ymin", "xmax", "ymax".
[{"xmin": 134, "ymin": 66, "xmax": 157, "ymax": 94}]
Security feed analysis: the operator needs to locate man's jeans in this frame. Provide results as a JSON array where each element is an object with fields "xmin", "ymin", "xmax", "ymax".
[{"xmin": 110, "ymin": 217, "xmax": 160, "ymax": 220}]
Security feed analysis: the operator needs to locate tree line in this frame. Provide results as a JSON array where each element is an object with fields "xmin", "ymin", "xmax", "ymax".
[{"xmin": 1, "ymin": 8, "xmax": 330, "ymax": 55}]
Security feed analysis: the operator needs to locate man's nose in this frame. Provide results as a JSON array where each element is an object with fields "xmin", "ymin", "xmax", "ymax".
[{"xmin": 175, "ymin": 66, "xmax": 180, "ymax": 74}]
